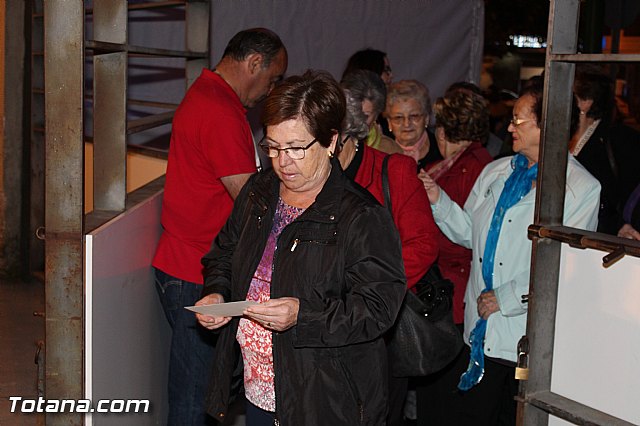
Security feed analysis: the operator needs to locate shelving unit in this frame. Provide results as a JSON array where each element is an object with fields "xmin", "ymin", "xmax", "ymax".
[{"xmin": 43, "ymin": 2, "xmax": 209, "ymax": 424}]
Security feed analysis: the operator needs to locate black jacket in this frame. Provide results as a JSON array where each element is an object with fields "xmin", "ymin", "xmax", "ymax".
[
  {"xmin": 575, "ymin": 122, "xmax": 640, "ymax": 234},
  {"xmin": 201, "ymin": 159, "xmax": 406, "ymax": 425}
]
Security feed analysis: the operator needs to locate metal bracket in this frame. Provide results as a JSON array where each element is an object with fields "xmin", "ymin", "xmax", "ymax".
[{"xmin": 602, "ymin": 246, "xmax": 626, "ymax": 268}]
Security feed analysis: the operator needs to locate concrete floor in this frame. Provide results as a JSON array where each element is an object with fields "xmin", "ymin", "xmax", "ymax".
[{"xmin": 0, "ymin": 278, "xmax": 45, "ymax": 425}]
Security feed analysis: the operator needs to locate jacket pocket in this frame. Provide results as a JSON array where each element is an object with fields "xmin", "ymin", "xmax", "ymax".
[
  {"xmin": 336, "ymin": 358, "xmax": 364, "ymax": 424},
  {"xmin": 289, "ymin": 226, "xmax": 337, "ymax": 251},
  {"xmin": 289, "ymin": 236, "xmax": 337, "ymax": 252}
]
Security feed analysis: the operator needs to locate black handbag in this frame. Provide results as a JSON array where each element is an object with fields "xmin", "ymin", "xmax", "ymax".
[{"xmin": 381, "ymin": 155, "xmax": 463, "ymax": 377}]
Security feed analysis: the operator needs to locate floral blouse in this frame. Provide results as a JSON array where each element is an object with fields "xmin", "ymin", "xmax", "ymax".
[{"xmin": 236, "ymin": 197, "xmax": 305, "ymax": 412}]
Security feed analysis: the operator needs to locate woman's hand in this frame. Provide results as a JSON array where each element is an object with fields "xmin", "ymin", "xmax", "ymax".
[
  {"xmin": 244, "ymin": 297, "xmax": 300, "ymax": 332},
  {"xmin": 417, "ymin": 170, "xmax": 441, "ymax": 204},
  {"xmin": 618, "ymin": 223, "xmax": 640, "ymax": 240},
  {"xmin": 477, "ymin": 290, "xmax": 499, "ymax": 320},
  {"xmin": 195, "ymin": 293, "xmax": 232, "ymax": 330}
]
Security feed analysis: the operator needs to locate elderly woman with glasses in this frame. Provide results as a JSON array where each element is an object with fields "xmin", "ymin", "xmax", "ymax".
[
  {"xmin": 385, "ymin": 80, "xmax": 443, "ymax": 171},
  {"xmin": 195, "ymin": 70, "xmax": 406, "ymax": 426},
  {"xmin": 420, "ymin": 78, "xmax": 600, "ymax": 425}
]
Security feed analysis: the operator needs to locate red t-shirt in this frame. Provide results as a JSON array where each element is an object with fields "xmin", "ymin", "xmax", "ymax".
[{"xmin": 152, "ymin": 69, "xmax": 257, "ymax": 284}]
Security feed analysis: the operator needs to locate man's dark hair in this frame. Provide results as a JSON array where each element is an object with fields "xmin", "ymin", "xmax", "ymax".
[{"xmin": 222, "ymin": 28, "xmax": 285, "ymax": 67}]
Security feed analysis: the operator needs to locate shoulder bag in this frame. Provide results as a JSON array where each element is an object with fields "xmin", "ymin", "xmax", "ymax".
[{"xmin": 382, "ymin": 155, "xmax": 463, "ymax": 377}]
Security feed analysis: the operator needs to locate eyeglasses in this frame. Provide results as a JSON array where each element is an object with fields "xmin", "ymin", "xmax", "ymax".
[
  {"xmin": 510, "ymin": 117, "xmax": 536, "ymax": 127},
  {"xmin": 389, "ymin": 113, "xmax": 425, "ymax": 126},
  {"xmin": 259, "ymin": 137, "xmax": 318, "ymax": 160}
]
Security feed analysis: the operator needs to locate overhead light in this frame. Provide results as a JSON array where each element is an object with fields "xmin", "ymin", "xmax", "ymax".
[{"xmin": 508, "ymin": 35, "xmax": 547, "ymax": 48}]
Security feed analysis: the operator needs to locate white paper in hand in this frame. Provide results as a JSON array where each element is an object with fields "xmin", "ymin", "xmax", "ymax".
[{"xmin": 185, "ymin": 300, "xmax": 258, "ymax": 317}]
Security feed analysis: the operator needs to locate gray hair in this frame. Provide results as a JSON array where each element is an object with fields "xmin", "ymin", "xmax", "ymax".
[
  {"xmin": 341, "ymin": 70, "xmax": 387, "ymax": 116},
  {"xmin": 341, "ymin": 89, "xmax": 370, "ymax": 141},
  {"xmin": 385, "ymin": 79, "xmax": 432, "ymax": 118}
]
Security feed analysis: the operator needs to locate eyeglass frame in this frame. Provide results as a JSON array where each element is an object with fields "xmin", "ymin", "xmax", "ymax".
[
  {"xmin": 510, "ymin": 117, "xmax": 536, "ymax": 127},
  {"xmin": 259, "ymin": 137, "xmax": 318, "ymax": 160},
  {"xmin": 388, "ymin": 113, "xmax": 426, "ymax": 126}
]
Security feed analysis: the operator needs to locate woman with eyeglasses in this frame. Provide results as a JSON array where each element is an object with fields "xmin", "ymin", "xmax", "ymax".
[
  {"xmin": 195, "ymin": 70, "xmax": 406, "ymax": 426},
  {"xmin": 385, "ymin": 80, "xmax": 443, "ymax": 172},
  {"xmin": 420, "ymin": 78, "xmax": 600, "ymax": 425}
]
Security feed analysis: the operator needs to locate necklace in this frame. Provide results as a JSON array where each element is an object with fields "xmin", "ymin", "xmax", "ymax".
[{"xmin": 571, "ymin": 119, "xmax": 600, "ymax": 156}]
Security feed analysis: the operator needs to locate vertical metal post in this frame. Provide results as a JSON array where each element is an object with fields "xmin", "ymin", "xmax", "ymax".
[
  {"xmin": 30, "ymin": 0, "xmax": 46, "ymax": 276},
  {"xmin": 44, "ymin": 1, "xmax": 84, "ymax": 424},
  {"xmin": 93, "ymin": 1, "xmax": 127, "ymax": 211},
  {"xmin": 521, "ymin": 1, "xmax": 580, "ymax": 425},
  {"xmin": 185, "ymin": 0, "xmax": 210, "ymax": 88},
  {"xmin": 93, "ymin": 52, "xmax": 127, "ymax": 211}
]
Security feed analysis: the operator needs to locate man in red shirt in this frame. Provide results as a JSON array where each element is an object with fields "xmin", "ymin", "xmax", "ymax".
[{"xmin": 152, "ymin": 28, "xmax": 287, "ymax": 425}]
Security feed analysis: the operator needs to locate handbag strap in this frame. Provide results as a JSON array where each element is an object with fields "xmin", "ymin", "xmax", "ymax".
[{"xmin": 382, "ymin": 155, "xmax": 392, "ymax": 214}]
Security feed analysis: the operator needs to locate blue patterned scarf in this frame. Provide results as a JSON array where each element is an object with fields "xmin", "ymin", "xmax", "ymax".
[{"xmin": 458, "ymin": 154, "xmax": 538, "ymax": 391}]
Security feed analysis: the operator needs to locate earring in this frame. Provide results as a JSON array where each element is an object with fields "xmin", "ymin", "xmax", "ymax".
[{"xmin": 328, "ymin": 151, "xmax": 334, "ymax": 158}]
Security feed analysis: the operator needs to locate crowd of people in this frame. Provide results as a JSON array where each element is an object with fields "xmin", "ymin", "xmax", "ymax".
[{"xmin": 152, "ymin": 27, "xmax": 639, "ymax": 426}]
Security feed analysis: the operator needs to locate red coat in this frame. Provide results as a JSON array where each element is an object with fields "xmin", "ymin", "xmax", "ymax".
[
  {"xmin": 353, "ymin": 146, "xmax": 439, "ymax": 288},
  {"xmin": 426, "ymin": 142, "xmax": 492, "ymax": 323}
]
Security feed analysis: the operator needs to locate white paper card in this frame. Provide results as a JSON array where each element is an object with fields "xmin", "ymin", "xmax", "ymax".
[{"xmin": 184, "ymin": 300, "xmax": 258, "ymax": 317}]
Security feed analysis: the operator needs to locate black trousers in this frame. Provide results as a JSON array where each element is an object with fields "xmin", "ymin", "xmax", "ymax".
[{"xmin": 416, "ymin": 344, "xmax": 518, "ymax": 426}]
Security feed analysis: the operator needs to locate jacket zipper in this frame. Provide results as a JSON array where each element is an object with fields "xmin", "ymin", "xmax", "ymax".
[
  {"xmin": 290, "ymin": 237, "xmax": 336, "ymax": 252},
  {"xmin": 272, "ymin": 238, "xmax": 281, "ymax": 426},
  {"xmin": 250, "ymin": 191, "xmax": 269, "ymax": 230}
]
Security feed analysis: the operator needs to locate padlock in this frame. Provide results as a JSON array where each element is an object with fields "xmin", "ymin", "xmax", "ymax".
[
  {"xmin": 514, "ymin": 335, "xmax": 529, "ymax": 380},
  {"xmin": 515, "ymin": 352, "xmax": 529, "ymax": 380}
]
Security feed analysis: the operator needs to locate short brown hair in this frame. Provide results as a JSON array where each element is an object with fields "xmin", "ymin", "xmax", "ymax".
[
  {"xmin": 262, "ymin": 70, "xmax": 345, "ymax": 148},
  {"xmin": 434, "ymin": 91, "xmax": 489, "ymax": 144}
]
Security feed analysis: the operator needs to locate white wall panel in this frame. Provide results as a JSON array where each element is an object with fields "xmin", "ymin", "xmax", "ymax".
[
  {"xmin": 550, "ymin": 246, "xmax": 640, "ymax": 425},
  {"xmin": 85, "ymin": 192, "xmax": 169, "ymax": 425}
]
